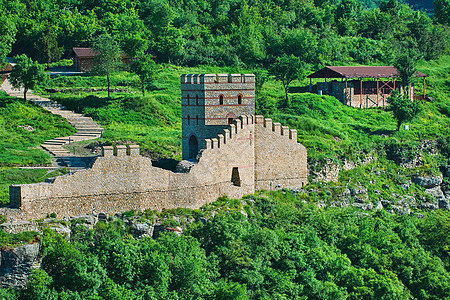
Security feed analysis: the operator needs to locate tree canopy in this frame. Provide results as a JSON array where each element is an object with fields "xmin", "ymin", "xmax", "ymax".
[
  {"xmin": 92, "ymin": 34, "xmax": 122, "ymax": 98},
  {"xmin": 9, "ymin": 54, "xmax": 46, "ymax": 101}
]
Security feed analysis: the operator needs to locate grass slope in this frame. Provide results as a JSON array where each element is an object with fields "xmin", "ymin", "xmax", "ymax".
[{"xmin": 0, "ymin": 92, "xmax": 75, "ymax": 204}]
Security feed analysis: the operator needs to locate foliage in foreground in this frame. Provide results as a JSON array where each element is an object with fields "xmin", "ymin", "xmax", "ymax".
[{"xmin": 1, "ymin": 193, "xmax": 449, "ymax": 299}]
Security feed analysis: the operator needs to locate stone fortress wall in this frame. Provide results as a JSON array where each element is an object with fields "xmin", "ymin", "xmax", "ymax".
[{"xmin": 7, "ymin": 74, "xmax": 307, "ymax": 220}]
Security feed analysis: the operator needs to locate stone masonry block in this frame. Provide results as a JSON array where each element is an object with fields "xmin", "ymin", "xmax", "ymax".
[
  {"xmin": 264, "ymin": 118, "xmax": 272, "ymax": 128},
  {"xmin": 281, "ymin": 126, "xmax": 290, "ymax": 137},
  {"xmin": 218, "ymin": 74, "xmax": 228, "ymax": 83},
  {"xmin": 255, "ymin": 115, "xmax": 264, "ymax": 124},
  {"xmin": 229, "ymin": 124, "xmax": 236, "ymax": 138},
  {"xmin": 273, "ymin": 122, "xmax": 281, "ymax": 134},
  {"xmin": 243, "ymin": 74, "xmax": 255, "ymax": 83},
  {"xmin": 204, "ymin": 139, "xmax": 212, "ymax": 149},
  {"xmin": 202, "ymin": 74, "xmax": 216, "ymax": 83},
  {"xmin": 103, "ymin": 146, "xmax": 114, "ymax": 157},
  {"xmin": 116, "ymin": 145, "xmax": 127, "ymax": 157},
  {"xmin": 234, "ymin": 119, "xmax": 242, "ymax": 130},
  {"xmin": 217, "ymin": 134, "xmax": 224, "ymax": 148},
  {"xmin": 230, "ymin": 74, "xmax": 242, "ymax": 83},
  {"xmin": 192, "ymin": 74, "xmax": 199, "ymax": 84},
  {"xmin": 223, "ymin": 129, "xmax": 230, "ymax": 143},
  {"xmin": 290, "ymin": 129, "xmax": 297, "ymax": 141},
  {"xmin": 211, "ymin": 138, "xmax": 218, "ymax": 149},
  {"xmin": 240, "ymin": 115, "xmax": 248, "ymax": 125},
  {"xmin": 129, "ymin": 145, "xmax": 140, "ymax": 156}
]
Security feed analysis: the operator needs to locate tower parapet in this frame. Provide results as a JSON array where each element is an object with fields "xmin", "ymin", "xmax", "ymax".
[{"xmin": 181, "ymin": 73, "xmax": 255, "ymax": 160}]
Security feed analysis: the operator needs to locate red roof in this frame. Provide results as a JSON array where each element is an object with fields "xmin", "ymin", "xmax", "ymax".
[
  {"xmin": 72, "ymin": 47, "xmax": 96, "ymax": 58},
  {"xmin": 72, "ymin": 47, "xmax": 129, "ymax": 59},
  {"xmin": 308, "ymin": 66, "xmax": 428, "ymax": 79}
]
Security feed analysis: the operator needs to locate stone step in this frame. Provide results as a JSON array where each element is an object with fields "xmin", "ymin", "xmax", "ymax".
[{"xmin": 42, "ymin": 141, "xmax": 67, "ymax": 145}]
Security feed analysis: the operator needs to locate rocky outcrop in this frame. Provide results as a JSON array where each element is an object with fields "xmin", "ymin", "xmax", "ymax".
[
  {"xmin": 0, "ymin": 243, "xmax": 40, "ymax": 289},
  {"xmin": 412, "ymin": 176, "xmax": 443, "ymax": 188}
]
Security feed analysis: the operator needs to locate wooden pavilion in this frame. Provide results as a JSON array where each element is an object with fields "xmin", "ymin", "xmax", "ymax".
[{"xmin": 307, "ymin": 66, "xmax": 428, "ymax": 108}]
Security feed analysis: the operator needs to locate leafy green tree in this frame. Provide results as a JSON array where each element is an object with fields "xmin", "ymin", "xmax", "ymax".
[
  {"xmin": 130, "ymin": 55, "xmax": 158, "ymax": 96},
  {"xmin": 20, "ymin": 269, "xmax": 58, "ymax": 300},
  {"xmin": 387, "ymin": 91, "xmax": 421, "ymax": 131},
  {"xmin": 92, "ymin": 34, "xmax": 122, "ymax": 98},
  {"xmin": 9, "ymin": 54, "xmax": 47, "ymax": 101},
  {"xmin": 394, "ymin": 53, "xmax": 417, "ymax": 97},
  {"xmin": 0, "ymin": 14, "xmax": 16, "ymax": 67},
  {"xmin": 269, "ymin": 54, "xmax": 304, "ymax": 106},
  {"xmin": 435, "ymin": 0, "xmax": 450, "ymax": 25},
  {"xmin": 34, "ymin": 24, "xmax": 63, "ymax": 68}
]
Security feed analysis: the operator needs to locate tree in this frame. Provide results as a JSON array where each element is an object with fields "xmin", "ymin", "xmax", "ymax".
[
  {"xmin": 130, "ymin": 55, "xmax": 158, "ymax": 96},
  {"xmin": 0, "ymin": 14, "xmax": 16, "ymax": 68},
  {"xmin": 34, "ymin": 24, "xmax": 64, "ymax": 68},
  {"xmin": 9, "ymin": 54, "xmax": 47, "ymax": 101},
  {"xmin": 269, "ymin": 54, "xmax": 304, "ymax": 106},
  {"xmin": 387, "ymin": 91, "xmax": 421, "ymax": 131},
  {"xmin": 435, "ymin": 0, "xmax": 450, "ymax": 26},
  {"xmin": 92, "ymin": 34, "xmax": 122, "ymax": 98},
  {"xmin": 394, "ymin": 53, "xmax": 417, "ymax": 97}
]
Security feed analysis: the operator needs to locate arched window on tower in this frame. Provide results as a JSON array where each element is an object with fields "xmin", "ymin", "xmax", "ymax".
[
  {"xmin": 196, "ymin": 95, "xmax": 199, "ymax": 105},
  {"xmin": 187, "ymin": 115, "xmax": 190, "ymax": 125},
  {"xmin": 219, "ymin": 95, "xmax": 224, "ymax": 105},
  {"xmin": 187, "ymin": 95, "xmax": 190, "ymax": 105},
  {"xmin": 238, "ymin": 94, "xmax": 243, "ymax": 105},
  {"xmin": 196, "ymin": 115, "xmax": 199, "ymax": 125}
]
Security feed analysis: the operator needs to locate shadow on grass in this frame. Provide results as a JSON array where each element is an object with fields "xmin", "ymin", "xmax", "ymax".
[{"xmin": 350, "ymin": 124, "xmax": 395, "ymax": 136}]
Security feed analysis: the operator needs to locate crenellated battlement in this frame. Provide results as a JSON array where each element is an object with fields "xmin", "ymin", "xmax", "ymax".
[
  {"xmin": 6, "ymin": 73, "xmax": 306, "ymax": 221},
  {"xmin": 102, "ymin": 145, "xmax": 140, "ymax": 157},
  {"xmin": 203, "ymin": 114, "xmax": 298, "ymax": 150},
  {"xmin": 181, "ymin": 74, "xmax": 255, "ymax": 84}
]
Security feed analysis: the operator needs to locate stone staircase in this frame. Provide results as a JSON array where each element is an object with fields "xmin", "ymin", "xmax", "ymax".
[{"xmin": 1, "ymin": 77, "xmax": 103, "ymax": 168}]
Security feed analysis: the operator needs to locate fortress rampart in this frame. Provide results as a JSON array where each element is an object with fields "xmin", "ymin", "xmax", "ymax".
[
  {"xmin": 6, "ymin": 74, "xmax": 307, "ymax": 220},
  {"xmin": 8, "ymin": 115, "xmax": 306, "ymax": 220}
]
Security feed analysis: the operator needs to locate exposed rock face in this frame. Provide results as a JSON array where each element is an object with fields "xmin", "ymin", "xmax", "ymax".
[
  {"xmin": 412, "ymin": 176, "xmax": 443, "ymax": 188},
  {"xmin": 0, "ymin": 243, "xmax": 40, "ymax": 289},
  {"xmin": 310, "ymin": 159, "xmax": 340, "ymax": 183},
  {"xmin": 175, "ymin": 160, "xmax": 196, "ymax": 173}
]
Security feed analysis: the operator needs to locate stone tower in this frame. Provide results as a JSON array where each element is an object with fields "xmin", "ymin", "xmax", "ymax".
[{"xmin": 180, "ymin": 74, "xmax": 255, "ymax": 160}]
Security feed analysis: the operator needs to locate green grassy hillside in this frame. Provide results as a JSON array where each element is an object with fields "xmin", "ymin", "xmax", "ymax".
[{"xmin": 0, "ymin": 92, "xmax": 75, "ymax": 204}]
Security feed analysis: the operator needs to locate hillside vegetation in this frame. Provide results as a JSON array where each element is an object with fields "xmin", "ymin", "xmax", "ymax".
[
  {"xmin": 0, "ymin": 0, "xmax": 448, "ymax": 69},
  {"xmin": 1, "ymin": 192, "xmax": 450, "ymax": 299},
  {"xmin": 0, "ymin": 92, "xmax": 74, "ymax": 204}
]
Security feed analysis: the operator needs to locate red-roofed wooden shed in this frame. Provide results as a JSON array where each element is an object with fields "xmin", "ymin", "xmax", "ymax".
[{"xmin": 308, "ymin": 66, "xmax": 428, "ymax": 108}]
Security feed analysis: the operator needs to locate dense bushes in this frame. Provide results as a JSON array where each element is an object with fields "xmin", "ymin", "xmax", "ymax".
[{"xmin": 2, "ymin": 193, "xmax": 449, "ymax": 299}]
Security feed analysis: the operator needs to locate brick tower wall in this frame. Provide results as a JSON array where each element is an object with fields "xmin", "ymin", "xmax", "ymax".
[{"xmin": 181, "ymin": 74, "xmax": 255, "ymax": 160}]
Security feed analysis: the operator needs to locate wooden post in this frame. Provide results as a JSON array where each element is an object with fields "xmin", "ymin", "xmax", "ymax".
[
  {"xmin": 360, "ymin": 79, "xmax": 363, "ymax": 108},
  {"xmin": 423, "ymin": 77, "xmax": 426, "ymax": 99},
  {"xmin": 345, "ymin": 79, "xmax": 348, "ymax": 106},
  {"xmin": 376, "ymin": 79, "xmax": 379, "ymax": 106}
]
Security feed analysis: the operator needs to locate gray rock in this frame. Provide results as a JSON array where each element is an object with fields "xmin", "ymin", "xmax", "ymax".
[
  {"xmin": 439, "ymin": 199, "xmax": 450, "ymax": 209},
  {"xmin": 416, "ymin": 213, "xmax": 425, "ymax": 219},
  {"xmin": 412, "ymin": 176, "xmax": 443, "ymax": 188},
  {"xmin": 425, "ymin": 186, "xmax": 446, "ymax": 201},
  {"xmin": 381, "ymin": 200, "xmax": 391, "ymax": 207},
  {"xmin": 419, "ymin": 202, "xmax": 439, "ymax": 210},
  {"xmin": 49, "ymin": 224, "xmax": 71, "ymax": 239},
  {"xmin": 97, "ymin": 213, "xmax": 108, "ymax": 221},
  {"xmin": 0, "ymin": 243, "xmax": 40, "ymax": 289},
  {"xmin": 132, "ymin": 223, "xmax": 150, "ymax": 235},
  {"xmin": 350, "ymin": 187, "xmax": 368, "ymax": 196},
  {"xmin": 375, "ymin": 201, "xmax": 383, "ymax": 210},
  {"xmin": 175, "ymin": 160, "xmax": 196, "ymax": 173}
]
